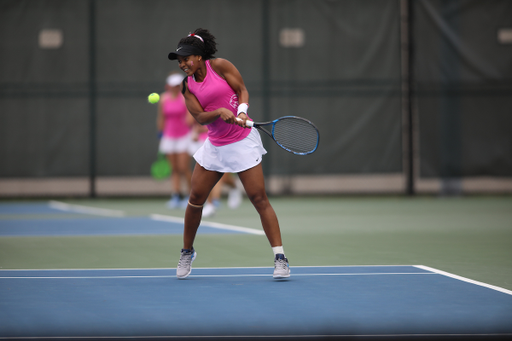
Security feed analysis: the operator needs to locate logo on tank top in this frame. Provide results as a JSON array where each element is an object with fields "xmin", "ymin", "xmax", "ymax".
[{"xmin": 229, "ymin": 94, "xmax": 239, "ymax": 109}]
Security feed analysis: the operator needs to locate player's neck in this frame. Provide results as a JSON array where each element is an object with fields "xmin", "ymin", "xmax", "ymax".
[
  {"xmin": 193, "ymin": 64, "xmax": 207, "ymax": 83},
  {"xmin": 168, "ymin": 89, "xmax": 180, "ymax": 98}
]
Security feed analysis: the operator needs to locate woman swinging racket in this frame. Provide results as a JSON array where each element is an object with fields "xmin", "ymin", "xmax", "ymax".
[{"xmin": 168, "ymin": 28, "xmax": 290, "ymax": 279}]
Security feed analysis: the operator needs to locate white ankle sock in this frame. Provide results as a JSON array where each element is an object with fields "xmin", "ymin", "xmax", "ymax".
[{"xmin": 272, "ymin": 246, "xmax": 285, "ymax": 256}]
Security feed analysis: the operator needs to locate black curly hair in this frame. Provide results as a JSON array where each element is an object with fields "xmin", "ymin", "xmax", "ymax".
[{"xmin": 178, "ymin": 28, "xmax": 217, "ymax": 60}]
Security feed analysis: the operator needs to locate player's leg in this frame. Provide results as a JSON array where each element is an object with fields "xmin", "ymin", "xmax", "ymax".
[
  {"xmin": 224, "ymin": 173, "xmax": 243, "ymax": 209},
  {"xmin": 177, "ymin": 163, "xmax": 222, "ymax": 279},
  {"xmin": 167, "ymin": 153, "xmax": 180, "ymax": 192},
  {"xmin": 223, "ymin": 173, "xmax": 236, "ymax": 187},
  {"xmin": 183, "ymin": 163, "xmax": 223, "ymax": 249},
  {"xmin": 175, "ymin": 151, "xmax": 192, "ymax": 208},
  {"xmin": 238, "ymin": 163, "xmax": 290, "ymax": 278},
  {"xmin": 238, "ymin": 163, "xmax": 281, "ymax": 245},
  {"xmin": 203, "ymin": 179, "xmax": 222, "ymax": 217},
  {"xmin": 166, "ymin": 153, "xmax": 181, "ymax": 208}
]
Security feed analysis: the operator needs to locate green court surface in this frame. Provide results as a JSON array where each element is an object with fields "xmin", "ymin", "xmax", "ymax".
[{"xmin": 1, "ymin": 196, "xmax": 511, "ymax": 291}]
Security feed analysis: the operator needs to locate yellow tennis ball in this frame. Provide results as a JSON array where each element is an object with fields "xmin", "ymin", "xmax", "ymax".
[{"xmin": 148, "ymin": 93, "xmax": 160, "ymax": 104}]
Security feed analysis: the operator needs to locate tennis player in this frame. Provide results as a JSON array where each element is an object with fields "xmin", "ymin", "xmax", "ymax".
[
  {"xmin": 168, "ymin": 28, "xmax": 290, "ymax": 279},
  {"xmin": 157, "ymin": 72, "xmax": 194, "ymax": 209}
]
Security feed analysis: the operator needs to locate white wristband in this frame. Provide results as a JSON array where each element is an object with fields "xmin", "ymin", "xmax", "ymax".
[{"xmin": 237, "ymin": 103, "xmax": 249, "ymax": 116}]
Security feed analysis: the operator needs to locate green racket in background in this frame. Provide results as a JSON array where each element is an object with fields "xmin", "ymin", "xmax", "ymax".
[{"xmin": 151, "ymin": 153, "xmax": 171, "ymax": 180}]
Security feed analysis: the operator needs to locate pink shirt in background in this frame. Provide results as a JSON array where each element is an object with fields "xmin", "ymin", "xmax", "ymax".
[
  {"xmin": 161, "ymin": 92, "xmax": 191, "ymax": 138},
  {"xmin": 198, "ymin": 131, "xmax": 208, "ymax": 142},
  {"xmin": 187, "ymin": 60, "xmax": 250, "ymax": 147}
]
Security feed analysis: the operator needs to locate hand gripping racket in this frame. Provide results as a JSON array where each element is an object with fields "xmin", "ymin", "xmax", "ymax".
[{"xmin": 238, "ymin": 116, "xmax": 319, "ymax": 155}]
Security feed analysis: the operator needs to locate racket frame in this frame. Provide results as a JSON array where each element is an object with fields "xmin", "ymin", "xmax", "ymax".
[{"xmin": 250, "ymin": 116, "xmax": 319, "ymax": 155}]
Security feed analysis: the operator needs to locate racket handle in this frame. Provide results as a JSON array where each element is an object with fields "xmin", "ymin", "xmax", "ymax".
[{"xmin": 236, "ymin": 118, "xmax": 254, "ymax": 127}]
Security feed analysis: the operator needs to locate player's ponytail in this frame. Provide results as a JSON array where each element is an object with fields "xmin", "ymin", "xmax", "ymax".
[
  {"xmin": 179, "ymin": 28, "xmax": 217, "ymax": 60},
  {"xmin": 192, "ymin": 28, "xmax": 217, "ymax": 60}
]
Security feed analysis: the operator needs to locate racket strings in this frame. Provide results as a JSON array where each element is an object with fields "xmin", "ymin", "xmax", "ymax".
[{"xmin": 273, "ymin": 118, "xmax": 319, "ymax": 154}]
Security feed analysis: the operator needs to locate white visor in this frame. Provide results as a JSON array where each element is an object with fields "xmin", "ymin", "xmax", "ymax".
[{"xmin": 167, "ymin": 74, "xmax": 184, "ymax": 87}]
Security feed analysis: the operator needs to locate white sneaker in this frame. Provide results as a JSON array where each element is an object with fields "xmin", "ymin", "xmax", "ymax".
[
  {"xmin": 166, "ymin": 194, "xmax": 181, "ymax": 209},
  {"xmin": 273, "ymin": 254, "xmax": 290, "ymax": 279},
  {"xmin": 180, "ymin": 196, "xmax": 189, "ymax": 210},
  {"xmin": 202, "ymin": 202, "xmax": 216, "ymax": 217},
  {"xmin": 227, "ymin": 187, "xmax": 242, "ymax": 209},
  {"xmin": 177, "ymin": 248, "xmax": 196, "ymax": 279}
]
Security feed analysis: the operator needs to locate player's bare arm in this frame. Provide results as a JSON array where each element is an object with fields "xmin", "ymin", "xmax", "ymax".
[{"xmin": 211, "ymin": 58, "xmax": 249, "ymax": 125}]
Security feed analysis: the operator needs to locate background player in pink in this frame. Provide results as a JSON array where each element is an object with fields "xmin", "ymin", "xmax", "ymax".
[
  {"xmin": 157, "ymin": 72, "xmax": 194, "ymax": 209},
  {"xmin": 168, "ymin": 28, "xmax": 290, "ymax": 279}
]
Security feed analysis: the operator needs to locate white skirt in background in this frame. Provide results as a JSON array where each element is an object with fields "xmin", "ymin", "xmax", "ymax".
[
  {"xmin": 159, "ymin": 133, "xmax": 192, "ymax": 154},
  {"xmin": 193, "ymin": 128, "xmax": 267, "ymax": 173},
  {"xmin": 188, "ymin": 138, "xmax": 206, "ymax": 156}
]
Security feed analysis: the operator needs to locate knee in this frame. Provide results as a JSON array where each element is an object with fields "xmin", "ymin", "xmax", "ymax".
[
  {"xmin": 174, "ymin": 164, "xmax": 189, "ymax": 176},
  {"xmin": 248, "ymin": 192, "xmax": 269, "ymax": 211},
  {"xmin": 188, "ymin": 191, "xmax": 207, "ymax": 206}
]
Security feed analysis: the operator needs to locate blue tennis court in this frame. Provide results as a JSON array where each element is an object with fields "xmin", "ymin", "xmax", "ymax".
[
  {"xmin": 0, "ymin": 203, "xmax": 75, "ymax": 215},
  {"xmin": 0, "ymin": 202, "xmax": 262, "ymax": 237},
  {"xmin": 0, "ymin": 217, "xmax": 254, "ymax": 237},
  {"xmin": 1, "ymin": 266, "xmax": 511, "ymax": 339},
  {"xmin": 1, "ymin": 200, "xmax": 512, "ymax": 340}
]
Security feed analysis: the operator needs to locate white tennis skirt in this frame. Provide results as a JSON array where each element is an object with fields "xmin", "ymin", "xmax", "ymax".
[{"xmin": 193, "ymin": 128, "xmax": 267, "ymax": 173}]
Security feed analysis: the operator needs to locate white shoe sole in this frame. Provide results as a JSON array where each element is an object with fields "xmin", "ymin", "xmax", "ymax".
[
  {"xmin": 274, "ymin": 275, "xmax": 290, "ymax": 279},
  {"xmin": 273, "ymin": 268, "xmax": 291, "ymax": 279},
  {"xmin": 273, "ymin": 273, "xmax": 291, "ymax": 279}
]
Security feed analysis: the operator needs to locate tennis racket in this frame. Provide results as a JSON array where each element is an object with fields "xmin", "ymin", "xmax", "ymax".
[
  {"xmin": 151, "ymin": 152, "xmax": 172, "ymax": 180},
  {"xmin": 238, "ymin": 116, "xmax": 319, "ymax": 155}
]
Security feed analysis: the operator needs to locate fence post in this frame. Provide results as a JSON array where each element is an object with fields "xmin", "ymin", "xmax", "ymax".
[{"xmin": 89, "ymin": 0, "xmax": 97, "ymax": 198}]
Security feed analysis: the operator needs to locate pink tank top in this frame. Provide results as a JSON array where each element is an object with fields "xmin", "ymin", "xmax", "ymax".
[
  {"xmin": 161, "ymin": 92, "xmax": 191, "ymax": 138},
  {"xmin": 187, "ymin": 60, "xmax": 250, "ymax": 146}
]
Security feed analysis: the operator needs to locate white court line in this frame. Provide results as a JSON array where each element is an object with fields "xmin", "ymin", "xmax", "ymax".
[
  {"xmin": 47, "ymin": 203, "xmax": 262, "ymax": 234},
  {"xmin": 150, "ymin": 213, "xmax": 265, "ymax": 235},
  {"xmin": 0, "ymin": 272, "xmax": 435, "ymax": 279},
  {"xmin": 177, "ymin": 272, "xmax": 435, "ymax": 278},
  {"xmin": 0, "ymin": 265, "xmax": 422, "ymax": 272},
  {"xmin": 48, "ymin": 201, "xmax": 125, "ymax": 217},
  {"xmin": 415, "ymin": 265, "xmax": 512, "ymax": 296}
]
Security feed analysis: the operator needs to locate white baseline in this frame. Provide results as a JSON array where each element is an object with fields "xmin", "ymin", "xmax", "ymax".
[{"xmin": 150, "ymin": 214, "xmax": 265, "ymax": 235}]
